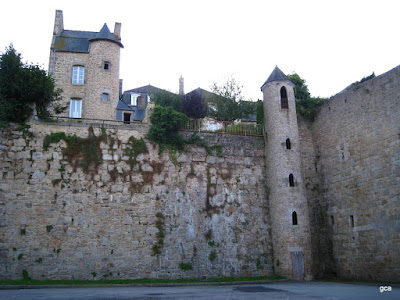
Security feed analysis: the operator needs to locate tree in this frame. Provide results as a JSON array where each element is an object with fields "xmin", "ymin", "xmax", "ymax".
[
  {"xmin": 150, "ymin": 90, "xmax": 183, "ymax": 113},
  {"xmin": 182, "ymin": 89, "xmax": 207, "ymax": 119},
  {"xmin": 288, "ymin": 73, "xmax": 326, "ymax": 121},
  {"xmin": 147, "ymin": 105, "xmax": 189, "ymax": 150},
  {"xmin": 0, "ymin": 45, "xmax": 63, "ymax": 123},
  {"xmin": 288, "ymin": 73, "xmax": 310, "ymax": 102},
  {"xmin": 208, "ymin": 76, "xmax": 254, "ymax": 122}
]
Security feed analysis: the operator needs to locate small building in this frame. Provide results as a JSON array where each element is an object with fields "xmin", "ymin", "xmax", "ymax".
[{"xmin": 48, "ymin": 10, "xmax": 123, "ymax": 120}]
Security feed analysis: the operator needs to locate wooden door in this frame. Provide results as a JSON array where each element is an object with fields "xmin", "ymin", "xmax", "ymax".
[{"xmin": 292, "ymin": 251, "xmax": 304, "ymax": 280}]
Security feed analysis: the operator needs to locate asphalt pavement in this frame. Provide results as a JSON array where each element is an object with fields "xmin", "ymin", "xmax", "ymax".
[{"xmin": 0, "ymin": 281, "xmax": 398, "ymax": 300}]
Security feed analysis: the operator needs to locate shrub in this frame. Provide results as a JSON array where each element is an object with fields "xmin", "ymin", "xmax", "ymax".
[{"xmin": 148, "ymin": 106, "xmax": 188, "ymax": 150}]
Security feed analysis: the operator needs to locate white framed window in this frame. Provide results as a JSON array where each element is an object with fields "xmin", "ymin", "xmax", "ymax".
[
  {"xmin": 102, "ymin": 93, "xmax": 109, "ymax": 102},
  {"xmin": 72, "ymin": 66, "xmax": 84, "ymax": 84},
  {"xmin": 130, "ymin": 94, "xmax": 138, "ymax": 106},
  {"xmin": 69, "ymin": 99, "xmax": 82, "ymax": 118}
]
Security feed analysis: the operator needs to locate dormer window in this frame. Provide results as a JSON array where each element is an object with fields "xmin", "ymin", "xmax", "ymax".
[{"xmin": 130, "ymin": 94, "xmax": 138, "ymax": 106}]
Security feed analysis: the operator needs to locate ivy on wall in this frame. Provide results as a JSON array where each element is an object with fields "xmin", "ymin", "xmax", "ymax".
[{"xmin": 43, "ymin": 127, "xmax": 106, "ymax": 176}]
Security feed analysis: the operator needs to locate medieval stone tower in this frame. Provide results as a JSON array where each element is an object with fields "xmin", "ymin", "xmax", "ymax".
[
  {"xmin": 261, "ymin": 66, "xmax": 313, "ymax": 280},
  {"xmin": 49, "ymin": 10, "xmax": 123, "ymax": 120}
]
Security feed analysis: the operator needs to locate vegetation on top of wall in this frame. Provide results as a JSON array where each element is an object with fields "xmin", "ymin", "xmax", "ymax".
[
  {"xmin": 351, "ymin": 72, "xmax": 376, "ymax": 88},
  {"xmin": 288, "ymin": 73, "xmax": 327, "ymax": 121},
  {"xmin": 148, "ymin": 105, "xmax": 189, "ymax": 151},
  {"xmin": 43, "ymin": 127, "xmax": 107, "ymax": 175},
  {"xmin": 148, "ymin": 105, "xmax": 223, "ymax": 158}
]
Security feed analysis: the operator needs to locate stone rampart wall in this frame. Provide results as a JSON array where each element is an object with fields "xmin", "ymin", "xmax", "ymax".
[
  {"xmin": 308, "ymin": 65, "xmax": 400, "ymax": 281},
  {"xmin": 0, "ymin": 122, "xmax": 272, "ymax": 280}
]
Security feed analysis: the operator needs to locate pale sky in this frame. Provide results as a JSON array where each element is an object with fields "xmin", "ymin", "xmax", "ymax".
[{"xmin": 1, "ymin": 0, "xmax": 399, "ymax": 101}]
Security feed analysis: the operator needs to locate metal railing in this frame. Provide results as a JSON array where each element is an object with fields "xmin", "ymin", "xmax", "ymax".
[
  {"xmin": 182, "ymin": 119, "xmax": 264, "ymax": 136},
  {"xmin": 36, "ymin": 116, "xmax": 264, "ymax": 137}
]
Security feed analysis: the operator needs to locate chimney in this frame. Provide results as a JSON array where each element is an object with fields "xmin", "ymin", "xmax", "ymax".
[
  {"xmin": 119, "ymin": 79, "xmax": 123, "ymax": 99},
  {"xmin": 53, "ymin": 10, "xmax": 64, "ymax": 36},
  {"xmin": 179, "ymin": 76, "xmax": 184, "ymax": 95},
  {"xmin": 114, "ymin": 22, "xmax": 122, "ymax": 41}
]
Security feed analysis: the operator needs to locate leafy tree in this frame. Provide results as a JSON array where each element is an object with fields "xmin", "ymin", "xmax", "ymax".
[
  {"xmin": 288, "ymin": 73, "xmax": 310, "ymax": 101},
  {"xmin": 288, "ymin": 73, "xmax": 326, "ymax": 121},
  {"xmin": 208, "ymin": 76, "xmax": 254, "ymax": 122},
  {"xmin": 0, "ymin": 45, "xmax": 63, "ymax": 123},
  {"xmin": 182, "ymin": 89, "xmax": 207, "ymax": 119},
  {"xmin": 150, "ymin": 90, "xmax": 183, "ymax": 113},
  {"xmin": 148, "ymin": 105, "xmax": 189, "ymax": 150}
]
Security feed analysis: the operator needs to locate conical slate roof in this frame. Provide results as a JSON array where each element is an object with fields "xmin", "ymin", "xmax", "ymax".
[
  {"xmin": 261, "ymin": 66, "xmax": 293, "ymax": 90},
  {"xmin": 89, "ymin": 24, "xmax": 123, "ymax": 47}
]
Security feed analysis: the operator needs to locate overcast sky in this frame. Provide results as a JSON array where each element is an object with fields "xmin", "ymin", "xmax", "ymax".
[{"xmin": 1, "ymin": 0, "xmax": 399, "ymax": 101}]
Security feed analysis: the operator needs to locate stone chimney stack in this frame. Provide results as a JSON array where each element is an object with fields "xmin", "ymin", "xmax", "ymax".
[
  {"xmin": 114, "ymin": 22, "xmax": 122, "ymax": 41},
  {"xmin": 119, "ymin": 79, "xmax": 123, "ymax": 99},
  {"xmin": 53, "ymin": 10, "xmax": 64, "ymax": 36},
  {"xmin": 179, "ymin": 76, "xmax": 184, "ymax": 95}
]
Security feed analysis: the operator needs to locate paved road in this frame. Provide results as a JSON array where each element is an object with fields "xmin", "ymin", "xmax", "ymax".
[{"xmin": 0, "ymin": 281, "xmax": 398, "ymax": 300}]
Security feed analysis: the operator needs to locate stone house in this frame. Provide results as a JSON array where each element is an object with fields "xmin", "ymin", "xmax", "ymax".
[{"xmin": 48, "ymin": 10, "xmax": 123, "ymax": 120}]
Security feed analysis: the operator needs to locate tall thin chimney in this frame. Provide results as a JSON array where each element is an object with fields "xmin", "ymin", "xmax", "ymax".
[
  {"xmin": 114, "ymin": 22, "xmax": 121, "ymax": 41},
  {"xmin": 179, "ymin": 76, "xmax": 184, "ymax": 95},
  {"xmin": 119, "ymin": 79, "xmax": 123, "ymax": 99},
  {"xmin": 53, "ymin": 10, "xmax": 64, "ymax": 36}
]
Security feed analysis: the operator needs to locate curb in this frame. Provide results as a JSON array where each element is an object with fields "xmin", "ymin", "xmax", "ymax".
[{"xmin": 0, "ymin": 279, "xmax": 289, "ymax": 290}]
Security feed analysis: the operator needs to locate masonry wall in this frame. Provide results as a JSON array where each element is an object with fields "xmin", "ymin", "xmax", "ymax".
[
  {"xmin": 0, "ymin": 122, "xmax": 272, "ymax": 280},
  {"xmin": 50, "ymin": 41, "xmax": 120, "ymax": 120},
  {"xmin": 307, "ymin": 66, "xmax": 400, "ymax": 281},
  {"xmin": 298, "ymin": 117, "xmax": 336, "ymax": 279},
  {"xmin": 50, "ymin": 51, "xmax": 89, "ymax": 118}
]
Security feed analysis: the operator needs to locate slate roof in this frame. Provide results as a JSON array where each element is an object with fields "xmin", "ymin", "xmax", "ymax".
[
  {"xmin": 53, "ymin": 24, "xmax": 123, "ymax": 53},
  {"xmin": 116, "ymin": 100, "xmax": 132, "ymax": 110},
  {"xmin": 260, "ymin": 66, "xmax": 293, "ymax": 90},
  {"xmin": 187, "ymin": 88, "xmax": 216, "ymax": 100},
  {"xmin": 116, "ymin": 100, "xmax": 146, "ymax": 121},
  {"xmin": 124, "ymin": 85, "xmax": 170, "ymax": 95}
]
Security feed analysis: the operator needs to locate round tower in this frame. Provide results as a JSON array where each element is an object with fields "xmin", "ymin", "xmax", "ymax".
[
  {"xmin": 85, "ymin": 23, "xmax": 123, "ymax": 120},
  {"xmin": 261, "ymin": 66, "xmax": 313, "ymax": 280}
]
